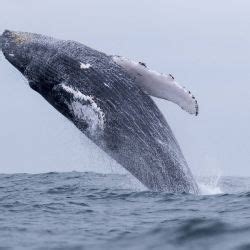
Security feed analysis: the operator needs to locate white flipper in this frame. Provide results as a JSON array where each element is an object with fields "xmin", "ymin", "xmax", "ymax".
[{"xmin": 113, "ymin": 56, "xmax": 198, "ymax": 116}]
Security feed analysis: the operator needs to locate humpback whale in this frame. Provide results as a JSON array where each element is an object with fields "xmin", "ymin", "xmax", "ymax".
[{"xmin": 0, "ymin": 30, "xmax": 199, "ymax": 193}]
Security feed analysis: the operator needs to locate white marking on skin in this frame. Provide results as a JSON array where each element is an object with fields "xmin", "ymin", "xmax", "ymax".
[
  {"xmin": 61, "ymin": 84, "xmax": 105, "ymax": 133},
  {"xmin": 80, "ymin": 62, "xmax": 91, "ymax": 69},
  {"xmin": 156, "ymin": 138, "xmax": 164, "ymax": 145},
  {"xmin": 9, "ymin": 53, "xmax": 15, "ymax": 57}
]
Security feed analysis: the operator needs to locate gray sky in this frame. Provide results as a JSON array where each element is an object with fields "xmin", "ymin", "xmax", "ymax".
[{"xmin": 0, "ymin": 0, "xmax": 250, "ymax": 176}]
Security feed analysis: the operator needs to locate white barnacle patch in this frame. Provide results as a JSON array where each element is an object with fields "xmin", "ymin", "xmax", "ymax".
[
  {"xmin": 61, "ymin": 84, "xmax": 105, "ymax": 134},
  {"xmin": 71, "ymin": 101, "xmax": 104, "ymax": 134},
  {"xmin": 80, "ymin": 62, "xmax": 91, "ymax": 69}
]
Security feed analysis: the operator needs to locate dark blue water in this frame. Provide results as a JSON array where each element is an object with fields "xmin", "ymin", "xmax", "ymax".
[{"xmin": 0, "ymin": 172, "xmax": 250, "ymax": 250}]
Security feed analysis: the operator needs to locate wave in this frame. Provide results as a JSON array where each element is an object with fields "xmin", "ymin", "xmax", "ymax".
[{"xmin": 1, "ymin": 172, "xmax": 250, "ymax": 249}]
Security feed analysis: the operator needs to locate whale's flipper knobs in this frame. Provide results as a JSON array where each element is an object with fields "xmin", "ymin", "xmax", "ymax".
[{"xmin": 113, "ymin": 56, "xmax": 199, "ymax": 116}]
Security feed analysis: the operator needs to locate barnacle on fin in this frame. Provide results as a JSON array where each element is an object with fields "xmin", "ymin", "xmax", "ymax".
[{"xmin": 139, "ymin": 62, "xmax": 147, "ymax": 68}]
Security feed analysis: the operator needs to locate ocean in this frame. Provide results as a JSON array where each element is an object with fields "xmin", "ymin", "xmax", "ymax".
[{"xmin": 0, "ymin": 172, "xmax": 250, "ymax": 250}]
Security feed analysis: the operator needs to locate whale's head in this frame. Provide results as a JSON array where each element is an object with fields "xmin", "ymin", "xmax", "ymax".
[
  {"xmin": 0, "ymin": 30, "xmax": 63, "ymax": 96},
  {"xmin": 0, "ymin": 30, "xmax": 40, "ymax": 74},
  {"xmin": 1, "ymin": 30, "xmax": 59, "ymax": 74}
]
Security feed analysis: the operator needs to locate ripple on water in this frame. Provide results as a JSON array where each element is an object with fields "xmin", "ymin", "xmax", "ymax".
[{"xmin": 0, "ymin": 173, "xmax": 250, "ymax": 249}]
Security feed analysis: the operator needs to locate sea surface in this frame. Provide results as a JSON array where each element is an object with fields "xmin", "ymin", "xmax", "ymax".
[{"xmin": 0, "ymin": 172, "xmax": 250, "ymax": 250}]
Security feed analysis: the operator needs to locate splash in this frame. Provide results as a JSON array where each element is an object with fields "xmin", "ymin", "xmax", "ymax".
[
  {"xmin": 192, "ymin": 155, "xmax": 223, "ymax": 195},
  {"xmin": 196, "ymin": 171, "xmax": 222, "ymax": 195},
  {"xmin": 198, "ymin": 179, "xmax": 222, "ymax": 195}
]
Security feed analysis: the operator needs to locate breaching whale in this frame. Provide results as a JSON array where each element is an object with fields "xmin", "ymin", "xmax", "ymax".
[{"xmin": 0, "ymin": 30, "xmax": 199, "ymax": 193}]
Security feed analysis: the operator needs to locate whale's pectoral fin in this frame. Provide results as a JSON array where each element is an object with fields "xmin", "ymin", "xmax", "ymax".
[{"xmin": 113, "ymin": 56, "xmax": 199, "ymax": 116}]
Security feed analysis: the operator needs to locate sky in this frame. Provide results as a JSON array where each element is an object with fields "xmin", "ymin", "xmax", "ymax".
[{"xmin": 0, "ymin": 0, "xmax": 250, "ymax": 176}]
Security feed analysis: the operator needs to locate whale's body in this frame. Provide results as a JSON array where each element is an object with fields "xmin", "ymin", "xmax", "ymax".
[{"xmin": 0, "ymin": 30, "xmax": 198, "ymax": 193}]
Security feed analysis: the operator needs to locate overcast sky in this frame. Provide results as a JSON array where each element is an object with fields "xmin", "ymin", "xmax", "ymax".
[{"xmin": 0, "ymin": 0, "xmax": 250, "ymax": 176}]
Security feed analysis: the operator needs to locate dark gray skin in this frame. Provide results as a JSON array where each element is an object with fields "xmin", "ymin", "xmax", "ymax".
[{"xmin": 0, "ymin": 30, "xmax": 199, "ymax": 193}]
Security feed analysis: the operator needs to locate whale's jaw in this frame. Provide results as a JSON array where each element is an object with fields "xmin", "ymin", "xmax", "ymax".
[{"xmin": 1, "ymin": 30, "xmax": 199, "ymax": 194}]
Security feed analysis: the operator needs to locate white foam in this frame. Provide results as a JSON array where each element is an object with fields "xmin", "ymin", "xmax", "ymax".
[
  {"xmin": 194, "ymin": 156, "xmax": 223, "ymax": 195},
  {"xmin": 197, "ymin": 174, "xmax": 222, "ymax": 195},
  {"xmin": 198, "ymin": 182, "xmax": 222, "ymax": 195}
]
